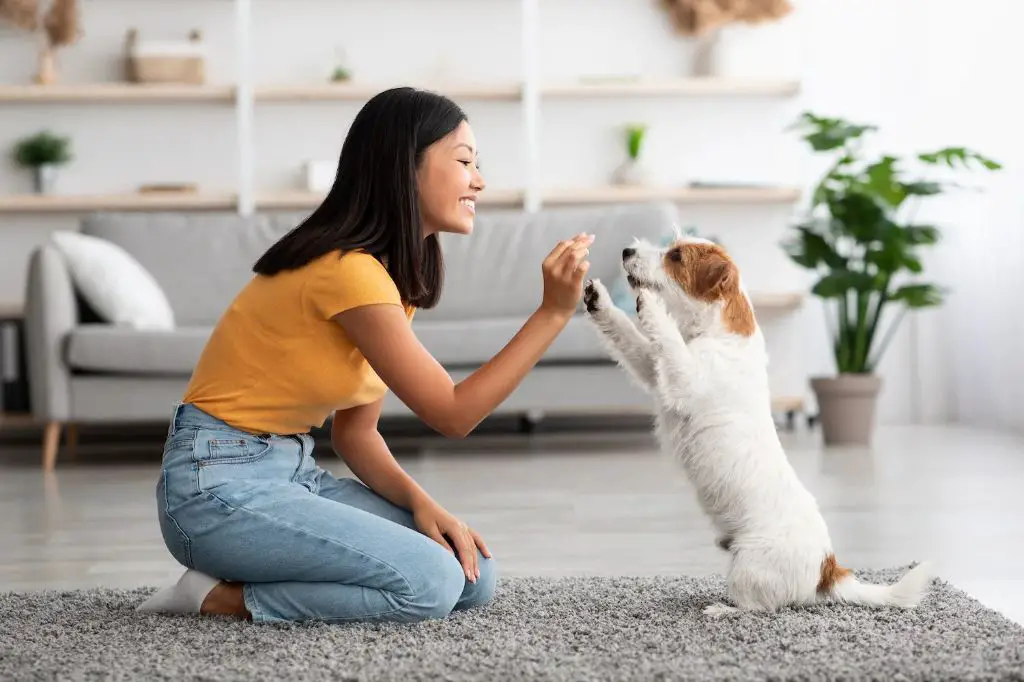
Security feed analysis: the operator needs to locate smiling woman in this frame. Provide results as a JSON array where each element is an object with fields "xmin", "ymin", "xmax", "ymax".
[{"xmin": 136, "ymin": 87, "xmax": 594, "ymax": 626}]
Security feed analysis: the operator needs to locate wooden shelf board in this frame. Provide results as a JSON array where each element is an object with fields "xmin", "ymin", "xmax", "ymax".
[
  {"xmin": 0, "ymin": 83, "xmax": 235, "ymax": 103},
  {"xmin": 0, "ymin": 193, "xmax": 237, "ymax": 213},
  {"xmin": 256, "ymin": 83, "xmax": 522, "ymax": 102},
  {"xmin": 543, "ymin": 185, "xmax": 801, "ymax": 205},
  {"xmin": 0, "ymin": 412, "xmax": 37, "ymax": 428},
  {"xmin": 256, "ymin": 189, "xmax": 525, "ymax": 210},
  {"xmin": 542, "ymin": 77, "xmax": 800, "ymax": 98}
]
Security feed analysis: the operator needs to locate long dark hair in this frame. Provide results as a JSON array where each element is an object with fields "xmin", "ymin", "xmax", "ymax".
[{"xmin": 253, "ymin": 86, "xmax": 468, "ymax": 309}]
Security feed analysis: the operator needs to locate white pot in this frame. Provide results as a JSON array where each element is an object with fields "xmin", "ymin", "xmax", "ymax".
[
  {"xmin": 33, "ymin": 164, "xmax": 59, "ymax": 194},
  {"xmin": 611, "ymin": 158, "xmax": 650, "ymax": 186}
]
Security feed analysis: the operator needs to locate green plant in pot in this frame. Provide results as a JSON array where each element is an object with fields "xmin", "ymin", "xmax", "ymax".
[
  {"xmin": 783, "ymin": 112, "xmax": 1001, "ymax": 446},
  {"xmin": 611, "ymin": 123, "xmax": 650, "ymax": 186},
  {"xmin": 13, "ymin": 130, "xmax": 72, "ymax": 194}
]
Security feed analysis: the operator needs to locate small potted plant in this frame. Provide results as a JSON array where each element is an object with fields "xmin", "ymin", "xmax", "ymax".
[
  {"xmin": 783, "ymin": 112, "xmax": 1000, "ymax": 446},
  {"xmin": 13, "ymin": 130, "xmax": 73, "ymax": 194},
  {"xmin": 611, "ymin": 123, "xmax": 650, "ymax": 185}
]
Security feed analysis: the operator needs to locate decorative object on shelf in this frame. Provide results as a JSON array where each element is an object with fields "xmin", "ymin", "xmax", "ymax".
[
  {"xmin": 0, "ymin": 0, "xmax": 82, "ymax": 85},
  {"xmin": 611, "ymin": 123, "xmax": 651, "ymax": 186},
  {"xmin": 329, "ymin": 46, "xmax": 351, "ymax": 83},
  {"xmin": 783, "ymin": 112, "xmax": 1001, "ymax": 447},
  {"xmin": 125, "ymin": 28, "xmax": 206, "ymax": 84},
  {"xmin": 137, "ymin": 183, "xmax": 199, "ymax": 195},
  {"xmin": 12, "ymin": 130, "xmax": 72, "ymax": 194},
  {"xmin": 658, "ymin": 0, "xmax": 792, "ymax": 77},
  {"xmin": 304, "ymin": 160, "xmax": 335, "ymax": 192}
]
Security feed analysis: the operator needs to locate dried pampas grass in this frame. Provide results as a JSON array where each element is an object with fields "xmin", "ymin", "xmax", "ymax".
[
  {"xmin": 659, "ymin": 0, "xmax": 793, "ymax": 36},
  {"xmin": 0, "ymin": 0, "xmax": 40, "ymax": 31}
]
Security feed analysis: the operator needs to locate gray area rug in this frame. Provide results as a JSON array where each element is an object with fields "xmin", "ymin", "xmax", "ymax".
[{"xmin": 2, "ymin": 567, "xmax": 1022, "ymax": 681}]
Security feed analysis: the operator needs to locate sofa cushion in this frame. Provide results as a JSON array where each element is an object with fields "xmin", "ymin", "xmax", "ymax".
[
  {"xmin": 66, "ymin": 324, "xmax": 210, "ymax": 375},
  {"xmin": 63, "ymin": 314, "xmax": 611, "ymax": 377},
  {"xmin": 80, "ymin": 212, "xmax": 307, "ymax": 327},
  {"xmin": 412, "ymin": 314, "xmax": 610, "ymax": 367},
  {"xmin": 50, "ymin": 230, "xmax": 177, "ymax": 330},
  {"xmin": 416, "ymin": 201, "xmax": 680, "ymax": 323}
]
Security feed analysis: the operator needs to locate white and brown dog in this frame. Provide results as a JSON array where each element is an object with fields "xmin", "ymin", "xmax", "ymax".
[{"xmin": 583, "ymin": 234, "xmax": 932, "ymax": 617}]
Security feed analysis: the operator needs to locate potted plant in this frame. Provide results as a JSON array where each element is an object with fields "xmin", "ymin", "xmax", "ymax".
[
  {"xmin": 783, "ymin": 112, "xmax": 1000, "ymax": 446},
  {"xmin": 611, "ymin": 123, "xmax": 650, "ymax": 186},
  {"xmin": 13, "ymin": 130, "xmax": 73, "ymax": 194}
]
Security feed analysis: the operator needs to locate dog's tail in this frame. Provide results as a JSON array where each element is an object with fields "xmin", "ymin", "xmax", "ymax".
[{"xmin": 818, "ymin": 555, "xmax": 933, "ymax": 608}]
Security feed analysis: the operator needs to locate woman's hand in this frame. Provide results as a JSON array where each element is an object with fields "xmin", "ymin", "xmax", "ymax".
[
  {"xmin": 539, "ymin": 233, "xmax": 594, "ymax": 319},
  {"xmin": 412, "ymin": 500, "xmax": 491, "ymax": 583}
]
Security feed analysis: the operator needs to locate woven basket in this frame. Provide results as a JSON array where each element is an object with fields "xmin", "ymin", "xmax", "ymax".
[{"xmin": 124, "ymin": 28, "xmax": 206, "ymax": 85}]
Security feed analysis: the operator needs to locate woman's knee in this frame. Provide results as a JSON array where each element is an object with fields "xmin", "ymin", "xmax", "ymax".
[
  {"xmin": 392, "ymin": 547, "xmax": 466, "ymax": 622},
  {"xmin": 456, "ymin": 555, "xmax": 499, "ymax": 611}
]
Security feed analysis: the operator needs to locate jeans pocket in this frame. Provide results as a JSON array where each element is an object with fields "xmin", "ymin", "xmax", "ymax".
[{"xmin": 197, "ymin": 431, "xmax": 274, "ymax": 467}]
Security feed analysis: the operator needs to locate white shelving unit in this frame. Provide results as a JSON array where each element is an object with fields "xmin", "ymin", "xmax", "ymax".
[
  {"xmin": 0, "ymin": 0, "xmax": 802, "ymax": 217},
  {"xmin": 0, "ymin": 0, "xmax": 809, "ymax": 417}
]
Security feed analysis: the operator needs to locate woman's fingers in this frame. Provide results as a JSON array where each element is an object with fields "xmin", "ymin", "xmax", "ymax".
[
  {"xmin": 451, "ymin": 527, "xmax": 479, "ymax": 582},
  {"xmin": 424, "ymin": 524, "xmax": 455, "ymax": 555},
  {"xmin": 470, "ymin": 528, "xmax": 492, "ymax": 559}
]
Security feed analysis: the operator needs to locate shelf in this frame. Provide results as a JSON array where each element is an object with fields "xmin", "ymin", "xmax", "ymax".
[
  {"xmin": 543, "ymin": 185, "xmax": 801, "ymax": 205},
  {"xmin": 255, "ymin": 83, "xmax": 522, "ymax": 102},
  {"xmin": 0, "ymin": 412, "xmax": 36, "ymax": 429},
  {"xmin": 0, "ymin": 83, "xmax": 235, "ymax": 103},
  {"xmin": 750, "ymin": 292, "xmax": 804, "ymax": 311},
  {"xmin": 542, "ymin": 77, "xmax": 800, "ymax": 98},
  {"xmin": 0, "ymin": 193, "xmax": 237, "ymax": 214},
  {"xmin": 256, "ymin": 189, "xmax": 525, "ymax": 210}
]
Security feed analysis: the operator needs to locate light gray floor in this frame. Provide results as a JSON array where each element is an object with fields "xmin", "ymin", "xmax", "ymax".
[{"xmin": 2, "ymin": 421, "xmax": 1023, "ymax": 625}]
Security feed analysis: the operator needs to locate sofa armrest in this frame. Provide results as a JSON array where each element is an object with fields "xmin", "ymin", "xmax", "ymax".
[{"xmin": 24, "ymin": 245, "xmax": 76, "ymax": 422}]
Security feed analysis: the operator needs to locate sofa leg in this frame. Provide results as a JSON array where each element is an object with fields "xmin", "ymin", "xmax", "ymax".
[{"xmin": 42, "ymin": 421, "xmax": 62, "ymax": 472}]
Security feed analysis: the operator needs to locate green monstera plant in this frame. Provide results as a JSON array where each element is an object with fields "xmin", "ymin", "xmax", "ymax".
[{"xmin": 784, "ymin": 112, "xmax": 1001, "ymax": 376}]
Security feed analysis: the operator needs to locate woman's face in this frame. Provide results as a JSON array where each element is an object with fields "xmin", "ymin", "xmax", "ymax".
[{"xmin": 418, "ymin": 120, "xmax": 486, "ymax": 237}]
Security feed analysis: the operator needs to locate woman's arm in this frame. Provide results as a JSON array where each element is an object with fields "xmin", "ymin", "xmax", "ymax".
[
  {"xmin": 331, "ymin": 398, "xmax": 490, "ymax": 582},
  {"xmin": 333, "ymin": 235, "xmax": 593, "ymax": 439}
]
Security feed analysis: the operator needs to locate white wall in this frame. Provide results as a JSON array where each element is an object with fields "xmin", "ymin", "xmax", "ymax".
[{"xmin": 1, "ymin": 0, "xmax": 1021, "ymax": 430}]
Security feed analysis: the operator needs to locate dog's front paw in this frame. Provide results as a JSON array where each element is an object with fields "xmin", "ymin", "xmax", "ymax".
[
  {"xmin": 583, "ymin": 279, "xmax": 610, "ymax": 315},
  {"xmin": 636, "ymin": 290, "xmax": 671, "ymax": 337}
]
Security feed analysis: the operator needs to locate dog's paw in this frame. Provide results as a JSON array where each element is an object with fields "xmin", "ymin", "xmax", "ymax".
[
  {"xmin": 703, "ymin": 603, "xmax": 740, "ymax": 619},
  {"xmin": 583, "ymin": 279, "xmax": 609, "ymax": 315},
  {"xmin": 636, "ymin": 290, "xmax": 671, "ymax": 336}
]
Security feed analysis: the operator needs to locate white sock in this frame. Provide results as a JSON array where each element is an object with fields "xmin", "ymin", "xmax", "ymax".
[{"xmin": 137, "ymin": 569, "xmax": 222, "ymax": 614}]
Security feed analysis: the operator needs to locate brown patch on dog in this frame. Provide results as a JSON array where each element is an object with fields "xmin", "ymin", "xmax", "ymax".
[
  {"xmin": 663, "ymin": 242, "xmax": 756, "ymax": 336},
  {"xmin": 816, "ymin": 553, "xmax": 852, "ymax": 593}
]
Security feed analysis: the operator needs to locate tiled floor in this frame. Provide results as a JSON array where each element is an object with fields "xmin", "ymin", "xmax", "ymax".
[{"xmin": 2, "ymin": 420, "xmax": 1023, "ymax": 625}]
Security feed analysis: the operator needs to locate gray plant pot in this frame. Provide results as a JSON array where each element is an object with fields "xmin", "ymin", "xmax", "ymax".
[
  {"xmin": 810, "ymin": 374, "xmax": 883, "ymax": 446},
  {"xmin": 33, "ymin": 164, "xmax": 58, "ymax": 194}
]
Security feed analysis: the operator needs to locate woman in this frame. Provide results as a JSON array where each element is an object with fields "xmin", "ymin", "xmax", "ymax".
[{"xmin": 137, "ymin": 87, "xmax": 594, "ymax": 624}]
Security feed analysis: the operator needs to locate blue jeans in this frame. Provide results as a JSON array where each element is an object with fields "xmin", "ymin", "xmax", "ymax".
[{"xmin": 156, "ymin": 402, "xmax": 497, "ymax": 623}]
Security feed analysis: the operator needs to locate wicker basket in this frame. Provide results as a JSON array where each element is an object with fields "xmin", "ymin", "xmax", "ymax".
[{"xmin": 124, "ymin": 28, "xmax": 206, "ymax": 85}]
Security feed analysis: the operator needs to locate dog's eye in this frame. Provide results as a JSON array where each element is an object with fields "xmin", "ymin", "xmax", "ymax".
[{"xmin": 668, "ymin": 248, "xmax": 683, "ymax": 262}]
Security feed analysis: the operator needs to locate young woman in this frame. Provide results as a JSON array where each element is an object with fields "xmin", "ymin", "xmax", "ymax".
[{"xmin": 137, "ymin": 87, "xmax": 594, "ymax": 624}]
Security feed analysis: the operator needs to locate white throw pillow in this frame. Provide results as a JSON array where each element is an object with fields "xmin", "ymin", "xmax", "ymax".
[{"xmin": 50, "ymin": 230, "xmax": 176, "ymax": 330}]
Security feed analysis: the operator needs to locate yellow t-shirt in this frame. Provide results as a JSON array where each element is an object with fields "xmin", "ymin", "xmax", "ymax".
[{"xmin": 182, "ymin": 249, "xmax": 414, "ymax": 435}]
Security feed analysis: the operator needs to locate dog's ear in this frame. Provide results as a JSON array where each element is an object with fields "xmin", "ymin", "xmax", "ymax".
[{"xmin": 693, "ymin": 251, "xmax": 738, "ymax": 301}]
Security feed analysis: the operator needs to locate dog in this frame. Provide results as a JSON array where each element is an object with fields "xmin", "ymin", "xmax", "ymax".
[{"xmin": 583, "ymin": 234, "xmax": 933, "ymax": 617}]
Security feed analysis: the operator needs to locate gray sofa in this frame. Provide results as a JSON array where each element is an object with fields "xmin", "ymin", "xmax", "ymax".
[{"xmin": 24, "ymin": 201, "xmax": 682, "ymax": 470}]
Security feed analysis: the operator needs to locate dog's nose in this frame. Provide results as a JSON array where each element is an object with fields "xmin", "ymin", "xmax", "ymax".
[{"xmin": 622, "ymin": 247, "xmax": 636, "ymax": 260}]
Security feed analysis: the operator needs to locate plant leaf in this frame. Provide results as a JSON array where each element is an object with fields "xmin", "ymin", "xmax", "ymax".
[
  {"xmin": 812, "ymin": 270, "xmax": 876, "ymax": 298},
  {"xmin": 890, "ymin": 283, "xmax": 945, "ymax": 307}
]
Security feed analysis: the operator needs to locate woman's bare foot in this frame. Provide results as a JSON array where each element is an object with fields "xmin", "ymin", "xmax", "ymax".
[{"xmin": 200, "ymin": 581, "xmax": 252, "ymax": 620}]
